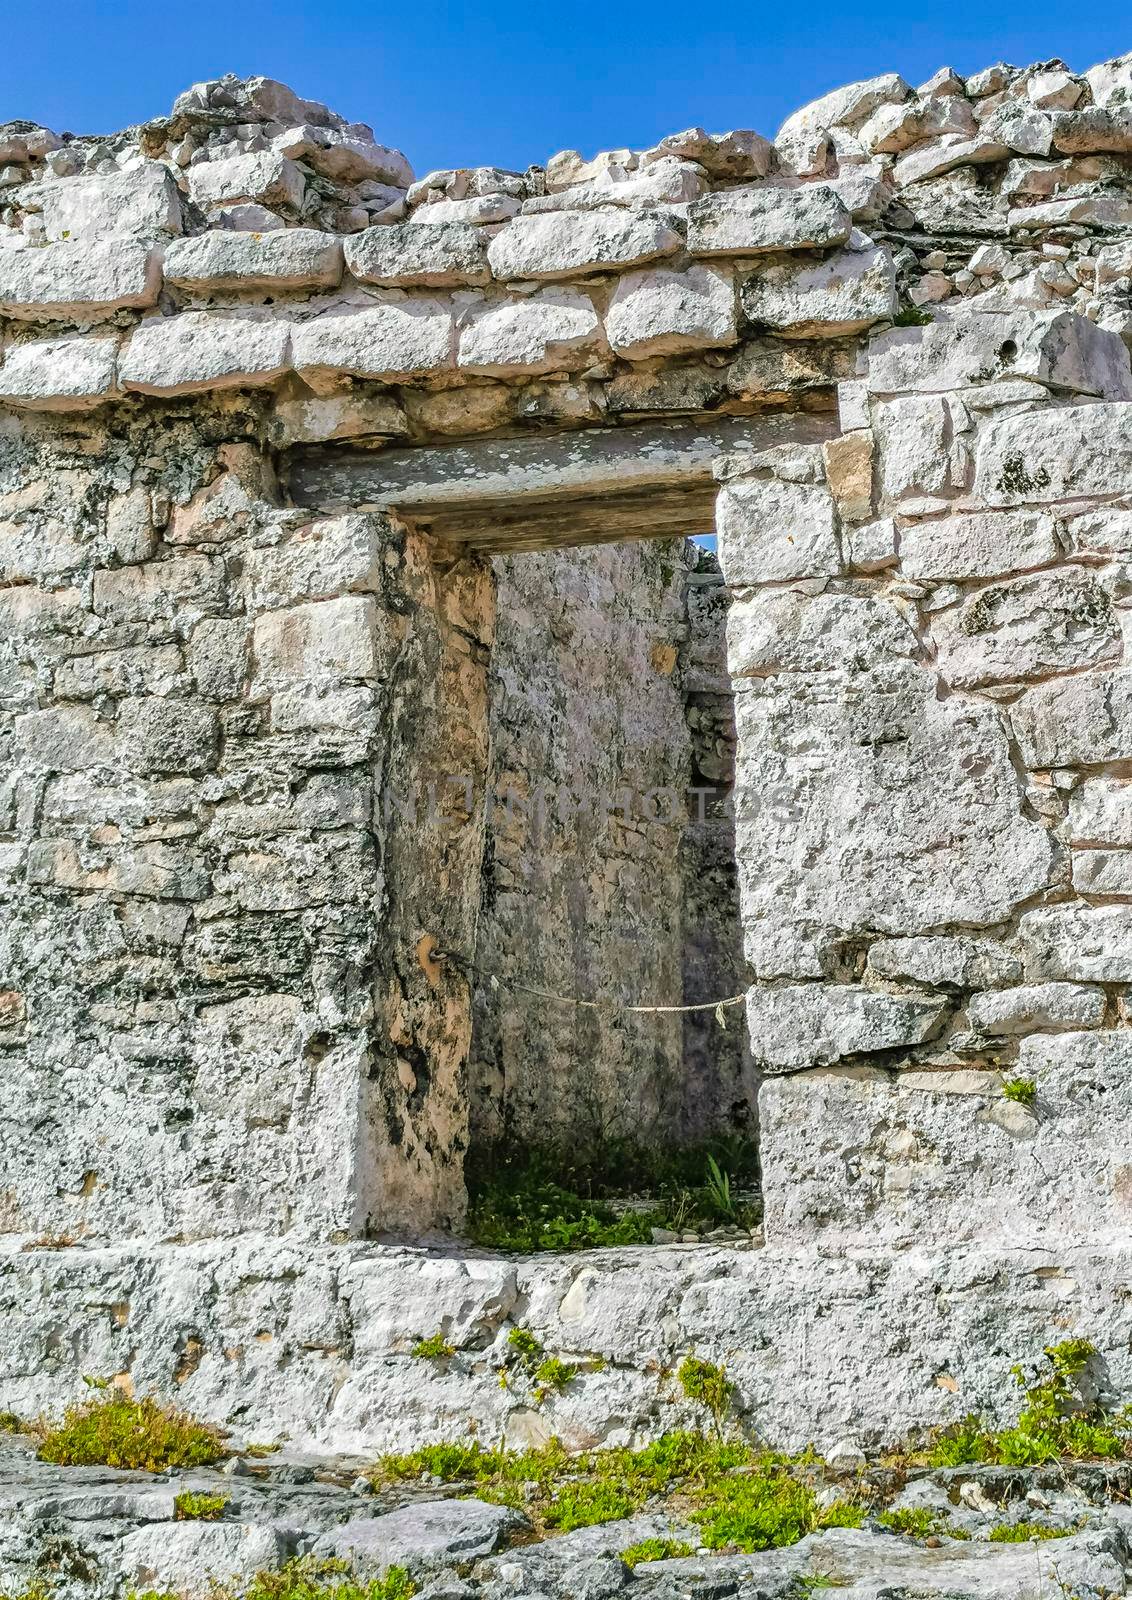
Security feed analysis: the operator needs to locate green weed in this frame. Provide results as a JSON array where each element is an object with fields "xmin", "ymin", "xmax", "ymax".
[
  {"xmin": 411, "ymin": 1332, "xmax": 455, "ymax": 1361},
  {"xmin": 678, "ymin": 1358, "xmax": 735, "ymax": 1432},
  {"xmin": 1001, "ymin": 1078, "xmax": 1037, "ymax": 1107},
  {"xmin": 988, "ymin": 1522, "xmax": 1072, "ymax": 1542},
  {"xmin": 37, "ymin": 1392, "xmax": 226, "ymax": 1472},
  {"xmin": 620, "ymin": 1538, "xmax": 695, "ymax": 1567},
  {"xmin": 204, "ymin": 1558, "xmax": 416, "ymax": 1600},
  {"xmin": 174, "ymin": 1490, "xmax": 229, "ymax": 1521},
  {"xmin": 927, "ymin": 1340, "xmax": 1129, "ymax": 1467}
]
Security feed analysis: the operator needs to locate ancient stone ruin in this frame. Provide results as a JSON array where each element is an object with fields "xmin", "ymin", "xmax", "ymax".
[{"xmin": 5, "ymin": 52, "xmax": 1132, "ymax": 1596}]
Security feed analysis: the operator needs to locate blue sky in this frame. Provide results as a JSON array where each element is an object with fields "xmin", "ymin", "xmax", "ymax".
[{"xmin": 1, "ymin": 3, "xmax": 1127, "ymax": 179}]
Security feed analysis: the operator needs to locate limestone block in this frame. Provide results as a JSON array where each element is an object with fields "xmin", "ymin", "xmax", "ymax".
[
  {"xmin": 1020, "ymin": 904, "xmax": 1132, "ymax": 982},
  {"xmin": 244, "ymin": 515, "xmax": 383, "ymax": 610},
  {"xmin": 745, "ymin": 983, "xmax": 946, "ymax": 1071},
  {"xmin": 1072, "ymin": 850, "xmax": 1132, "ymax": 896},
  {"xmin": 741, "ymin": 240, "xmax": 898, "ymax": 336},
  {"xmin": 486, "ymin": 210, "xmax": 680, "ymax": 283},
  {"xmin": 845, "ymin": 515, "xmax": 897, "ymax": 571},
  {"xmin": 716, "ymin": 477, "xmax": 839, "ymax": 583},
  {"xmin": 686, "ymin": 185, "xmax": 850, "ymax": 256},
  {"xmin": 189, "ymin": 151, "xmax": 306, "ymax": 211},
  {"xmin": 313, "ymin": 1499, "xmax": 524, "ymax": 1573},
  {"xmin": 520, "ymin": 158, "xmax": 706, "ymax": 215},
  {"xmin": 120, "ymin": 312, "xmax": 290, "ymax": 395},
  {"xmin": 775, "ymin": 74, "xmax": 911, "ymax": 172},
  {"xmin": 874, "ymin": 396, "xmax": 953, "ymax": 502},
  {"xmin": 92, "ymin": 555, "xmax": 227, "ymax": 624},
  {"xmin": 968, "ymin": 982, "xmax": 1105, "ymax": 1034},
  {"xmin": 411, "ymin": 194, "xmax": 520, "ymax": 225},
  {"xmin": 858, "ymin": 95, "xmax": 975, "ymax": 154},
  {"xmin": 276, "ymin": 125, "xmax": 413, "ymax": 188},
  {"xmin": 251, "ymin": 596, "xmax": 380, "ymax": 691},
  {"xmin": 0, "ymin": 240, "xmax": 160, "ymax": 320},
  {"xmin": 728, "ymin": 590, "xmax": 918, "ymax": 678},
  {"xmin": 32, "ymin": 161, "xmax": 183, "ymax": 241},
  {"xmin": 12, "ymin": 706, "xmax": 115, "ymax": 773},
  {"xmin": 1086, "ymin": 52, "xmax": 1132, "ymax": 106},
  {"xmin": 822, "ymin": 430, "xmax": 873, "ymax": 522},
  {"xmin": 1012, "ymin": 671, "xmax": 1132, "ymax": 767},
  {"xmin": 760, "ymin": 1030, "xmax": 1132, "ymax": 1249},
  {"xmin": 457, "ymin": 289, "xmax": 603, "ymax": 376},
  {"xmin": 1070, "ymin": 778, "xmax": 1132, "ymax": 846},
  {"xmin": 163, "ymin": 228, "xmax": 344, "ymax": 291},
  {"xmin": 898, "ymin": 510, "xmax": 1059, "ymax": 580},
  {"xmin": 604, "ymin": 264, "xmax": 737, "ymax": 359},
  {"xmin": 640, "ymin": 126, "xmax": 774, "ymax": 179},
  {"xmin": 0, "ymin": 332, "xmax": 119, "ymax": 410},
  {"xmin": 291, "ymin": 299, "xmax": 455, "ymax": 382},
  {"xmin": 1066, "ymin": 508, "xmax": 1132, "ymax": 555},
  {"xmin": 188, "ymin": 618, "xmax": 248, "ymax": 700},
  {"xmin": 268, "ymin": 389, "xmax": 410, "ymax": 446},
  {"xmin": 866, "ymin": 312, "xmax": 1132, "ymax": 401},
  {"xmin": 346, "ymin": 222, "xmax": 490, "ymax": 287},
  {"xmin": 867, "ymin": 936, "xmax": 1022, "ymax": 989},
  {"xmin": 1010, "ymin": 194, "xmax": 1132, "ymax": 227},
  {"xmin": 734, "ymin": 667, "xmax": 1054, "ymax": 947},
  {"xmin": 931, "ymin": 571, "xmax": 1121, "ymax": 688},
  {"xmin": 116, "ymin": 698, "xmax": 219, "ymax": 776},
  {"xmin": 54, "ymin": 643, "xmax": 183, "ymax": 699},
  {"xmin": 1052, "ymin": 107, "xmax": 1132, "ymax": 153},
  {"xmin": 120, "ymin": 1522, "xmax": 289, "ymax": 1598},
  {"xmin": 893, "ymin": 135, "xmax": 1011, "ymax": 187}
]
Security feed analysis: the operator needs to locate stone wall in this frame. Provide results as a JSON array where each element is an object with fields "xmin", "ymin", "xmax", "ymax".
[
  {"xmin": 470, "ymin": 539, "xmax": 753, "ymax": 1154},
  {"xmin": 0, "ymin": 402, "xmax": 490, "ymax": 1243},
  {"xmin": 6, "ymin": 49, "xmax": 1132, "ymax": 1456},
  {"xmin": 719, "ymin": 309, "xmax": 1132, "ymax": 1251}
]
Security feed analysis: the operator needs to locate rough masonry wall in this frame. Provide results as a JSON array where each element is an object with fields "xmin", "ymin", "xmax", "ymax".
[
  {"xmin": 717, "ymin": 309, "xmax": 1132, "ymax": 1250},
  {"xmin": 0, "ymin": 401, "xmax": 489, "ymax": 1244},
  {"xmin": 470, "ymin": 539, "xmax": 753, "ymax": 1154}
]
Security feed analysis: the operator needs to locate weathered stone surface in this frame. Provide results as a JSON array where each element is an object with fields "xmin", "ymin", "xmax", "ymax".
[
  {"xmin": 968, "ymin": 982, "xmax": 1105, "ymax": 1034},
  {"xmin": 866, "ymin": 312, "xmax": 1132, "ymax": 400},
  {"xmin": 742, "ymin": 240, "xmax": 898, "ymax": 336},
  {"xmin": 976, "ymin": 403, "xmax": 1132, "ymax": 505},
  {"xmin": 868, "ymin": 936, "xmax": 1022, "ymax": 989},
  {"xmin": 605, "ymin": 265, "xmax": 737, "ymax": 359},
  {"xmin": 163, "ymin": 229, "xmax": 344, "ymax": 291},
  {"xmin": 728, "ymin": 590, "xmax": 918, "ymax": 677},
  {"xmin": 746, "ymin": 983, "xmax": 946, "ymax": 1070},
  {"xmin": 898, "ymin": 510, "xmax": 1059, "ymax": 580},
  {"xmin": 1053, "ymin": 107, "xmax": 1132, "ymax": 153},
  {"xmin": 520, "ymin": 158, "xmax": 706, "ymax": 214},
  {"xmin": 1011, "ymin": 671, "xmax": 1132, "ymax": 767},
  {"xmin": 1070, "ymin": 778, "xmax": 1132, "ymax": 846},
  {"xmin": 313, "ymin": 1499, "xmax": 524, "ymax": 1572},
  {"xmin": 346, "ymin": 222, "xmax": 490, "ymax": 287},
  {"xmin": 457, "ymin": 289, "xmax": 603, "ymax": 375},
  {"xmin": 931, "ymin": 571, "xmax": 1122, "ymax": 688},
  {"xmin": 120, "ymin": 312, "xmax": 290, "ymax": 394},
  {"xmin": 0, "ymin": 240, "xmax": 160, "ymax": 319},
  {"xmin": 775, "ymin": 73, "xmax": 911, "ymax": 172},
  {"xmin": 487, "ymin": 210, "xmax": 681, "ymax": 281},
  {"xmin": 291, "ymin": 300, "xmax": 455, "ymax": 381},
  {"xmin": 761, "ymin": 1030, "xmax": 1132, "ymax": 1248},
  {"xmin": 687, "ymin": 185, "xmax": 850, "ymax": 256},
  {"xmin": 120, "ymin": 1522, "xmax": 289, "ymax": 1597},
  {"xmin": 31, "ymin": 161, "xmax": 183, "ymax": 241},
  {"xmin": 189, "ymin": 151, "xmax": 306, "ymax": 211},
  {"xmin": 1020, "ymin": 905, "xmax": 1132, "ymax": 982},
  {"xmin": 732, "ymin": 665, "xmax": 1054, "ymax": 970},
  {"xmin": 0, "ymin": 333, "xmax": 118, "ymax": 409},
  {"xmin": 716, "ymin": 475, "xmax": 839, "ymax": 582}
]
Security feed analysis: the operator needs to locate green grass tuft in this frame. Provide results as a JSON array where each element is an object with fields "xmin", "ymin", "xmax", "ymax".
[
  {"xmin": 988, "ymin": 1522, "xmax": 1072, "ymax": 1542},
  {"xmin": 620, "ymin": 1538, "xmax": 695, "ymax": 1568},
  {"xmin": 37, "ymin": 1392, "xmax": 226, "ymax": 1472},
  {"xmin": 174, "ymin": 1490, "xmax": 229, "ymax": 1521},
  {"xmin": 411, "ymin": 1332, "xmax": 455, "ymax": 1361},
  {"xmin": 1001, "ymin": 1077, "xmax": 1037, "ymax": 1107},
  {"xmin": 203, "ymin": 1557, "xmax": 416, "ymax": 1600}
]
